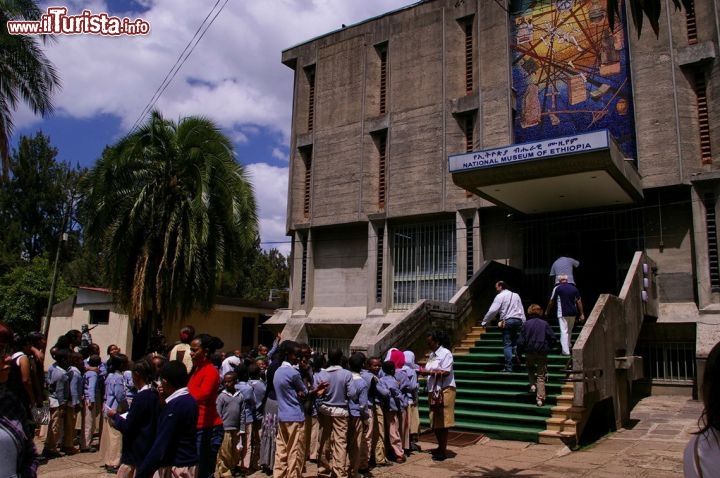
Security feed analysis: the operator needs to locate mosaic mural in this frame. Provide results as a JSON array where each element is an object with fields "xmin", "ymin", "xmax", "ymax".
[{"xmin": 511, "ymin": 0, "xmax": 637, "ymax": 159}]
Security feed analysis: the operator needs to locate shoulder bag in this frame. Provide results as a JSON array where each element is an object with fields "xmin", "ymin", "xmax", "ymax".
[{"xmin": 428, "ymin": 385, "xmax": 444, "ymax": 409}]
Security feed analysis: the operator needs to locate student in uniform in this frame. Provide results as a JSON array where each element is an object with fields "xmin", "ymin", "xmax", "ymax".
[
  {"xmin": 108, "ymin": 359, "xmax": 160, "ymax": 478},
  {"xmin": 135, "ymin": 361, "xmax": 199, "ymax": 478},
  {"xmin": 273, "ymin": 340, "xmax": 327, "ymax": 478},
  {"xmin": 215, "ymin": 371, "xmax": 245, "ymax": 478}
]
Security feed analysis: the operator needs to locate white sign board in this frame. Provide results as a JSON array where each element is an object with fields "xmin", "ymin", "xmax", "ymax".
[{"xmin": 448, "ymin": 130, "xmax": 610, "ymax": 173}]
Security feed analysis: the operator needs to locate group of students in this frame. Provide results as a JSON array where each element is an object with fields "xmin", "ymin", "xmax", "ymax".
[
  {"xmin": 25, "ymin": 323, "xmax": 456, "ymax": 478},
  {"xmin": 249, "ymin": 340, "xmax": 428, "ymax": 478}
]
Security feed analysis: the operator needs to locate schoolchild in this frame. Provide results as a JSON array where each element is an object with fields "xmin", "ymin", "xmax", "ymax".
[
  {"xmin": 402, "ymin": 350, "xmax": 421, "ymax": 452},
  {"xmin": 247, "ymin": 363, "xmax": 265, "ymax": 471},
  {"xmin": 109, "ymin": 359, "xmax": 160, "ymax": 478},
  {"xmin": 100, "ymin": 353, "xmax": 130, "ymax": 473},
  {"xmin": 273, "ymin": 340, "xmax": 327, "ymax": 478},
  {"xmin": 363, "ymin": 356, "xmax": 389, "ymax": 468},
  {"xmin": 386, "ymin": 349, "xmax": 411, "ymax": 452},
  {"xmin": 135, "ymin": 360, "xmax": 199, "ymax": 478},
  {"xmin": 379, "ymin": 361, "xmax": 406, "ymax": 463},
  {"xmin": 314, "ymin": 349, "xmax": 357, "ymax": 478},
  {"xmin": 62, "ymin": 352, "xmax": 84, "ymax": 455},
  {"xmin": 43, "ymin": 348, "xmax": 69, "ymax": 458},
  {"xmin": 347, "ymin": 353, "xmax": 370, "ymax": 478},
  {"xmin": 81, "ymin": 354, "xmax": 102, "ymax": 452},
  {"xmin": 234, "ymin": 365, "xmax": 255, "ymax": 474},
  {"xmin": 297, "ymin": 344, "xmax": 316, "ymax": 463},
  {"xmin": 216, "ymin": 371, "xmax": 245, "ymax": 478}
]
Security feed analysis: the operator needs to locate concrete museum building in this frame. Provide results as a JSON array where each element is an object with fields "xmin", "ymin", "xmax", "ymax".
[{"xmin": 268, "ymin": 0, "xmax": 720, "ymax": 443}]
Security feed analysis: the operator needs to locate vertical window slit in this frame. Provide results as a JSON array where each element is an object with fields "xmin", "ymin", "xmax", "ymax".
[
  {"xmin": 300, "ymin": 234, "xmax": 308, "ymax": 304},
  {"xmin": 379, "ymin": 45, "xmax": 388, "ymax": 115},
  {"xmin": 302, "ymin": 147, "xmax": 312, "ymax": 218},
  {"xmin": 704, "ymin": 193, "xmax": 720, "ymax": 293},
  {"xmin": 694, "ymin": 70, "xmax": 712, "ymax": 165},
  {"xmin": 686, "ymin": 0, "xmax": 698, "ymax": 45},
  {"xmin": 464, "ymin": 19, "xmax": 473, "ymax": 94},
  {"xmin": 306, "ymin": 66, "xmax": 316, "ymax": 132},
  {"xmin": 378, "ymin": 132, "xmax": 387, "ymax": 209},
  {"xmin": 376, "ymin": 227, "xmax": 384, "ymax": 303},
  {"xmin": 466, "ymin": 216, "xmax": 474, "ymax": 281}
]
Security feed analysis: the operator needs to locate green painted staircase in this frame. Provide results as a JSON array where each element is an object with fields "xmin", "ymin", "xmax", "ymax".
[{"xmin": 419, "ymin": 323, "xmax": 581, "ymax": 443}]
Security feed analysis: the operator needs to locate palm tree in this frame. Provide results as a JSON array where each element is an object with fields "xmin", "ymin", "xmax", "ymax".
[
  {"xmin": 505, "ymin": 0, "xmax": 690, "ymax": 37},
  {"xmin": 0, "ymin": 0, "xmax": 61, "ymax": 178},
  {"xmin": 81, "ymin": 111, "xmax": 259, "ymax": 328},
  {"xmin": 609, "ymin": 0, "xmax": 692, "ymax": 37}
]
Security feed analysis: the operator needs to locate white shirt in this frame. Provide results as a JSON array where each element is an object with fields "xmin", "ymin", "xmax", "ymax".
[
  {"xmin": 165, "ymin": 387, "xmax": 190, "ymax": 404},
  {"xmin": 220, "ymin": 355, "xmax": 242, "ymax": 376},
  {"xmin": 425, "ymin": 346, "xmax": 455, "ymax": 390},
  {"xmin": 684, "ymin": 429, "xmax": 720, "ymax": 477},
  {"xmin": 482, "ymin": 289, "xmax": 526, "ymax": 326}
]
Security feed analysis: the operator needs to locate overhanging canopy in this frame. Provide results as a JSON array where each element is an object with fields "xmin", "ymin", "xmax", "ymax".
[{"xmin": 449, "ymin": 130, "xmax": 643, "ymax": 214}]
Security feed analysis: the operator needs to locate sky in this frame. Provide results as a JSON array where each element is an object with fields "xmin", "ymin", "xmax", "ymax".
[{"xmin": 12, "ymin": 0, "xmax": 418, "ymax": 256}]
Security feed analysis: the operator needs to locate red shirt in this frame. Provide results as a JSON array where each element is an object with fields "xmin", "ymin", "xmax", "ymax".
[{"xmin": 187, "ymin": 360, "xmax": 222, "ymax": 429}]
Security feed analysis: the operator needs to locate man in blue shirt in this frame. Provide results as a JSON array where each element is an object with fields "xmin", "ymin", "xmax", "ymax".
[
  {"xmin": 550, "ymin": 255, "xmax": 580, "ymax": 285},
  {"xmin": 547, "ymin": 275, "xmax": 585, "ymax": 355},
  {"xmin": 273, "ymin": 341, "xmax": 327, "ymax": 478}
]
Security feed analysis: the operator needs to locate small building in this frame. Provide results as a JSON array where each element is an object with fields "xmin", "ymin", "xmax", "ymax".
[{"xmin": 47, "ymin": 286, "xmax": 278, "ymax": 368}]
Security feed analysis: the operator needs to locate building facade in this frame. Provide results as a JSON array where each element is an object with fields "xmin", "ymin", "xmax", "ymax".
[
  {"xmin": 273, "ymin": 0, "xmax": 720, "ymax": 388},
  {"xmin": 48, "ymin": 287, "xmax": 278, "ymax": 366}
]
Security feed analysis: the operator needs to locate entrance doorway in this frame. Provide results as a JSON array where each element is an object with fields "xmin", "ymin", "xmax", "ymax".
[{"xmin": 520, "ymin": 206, "xmax": 644, "ymax": 313}]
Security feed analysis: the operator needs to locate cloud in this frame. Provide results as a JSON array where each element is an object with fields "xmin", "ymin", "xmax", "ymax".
[
  {"xmin": 272, "ymin": 147, "xmax": 288, "ymax": 162},
  {"xmin": 17, "ymin": 0, "xmax": 416, "ymax": 255},
  {"xmin": 27, "ymin": 0, "xmax": 415, "ymax": 138},
  {"xmin": 246, "ymin": 163, "xmax": 290, "ymax": 256}
]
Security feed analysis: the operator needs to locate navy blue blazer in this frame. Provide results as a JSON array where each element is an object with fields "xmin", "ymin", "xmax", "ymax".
[
  {"xmin": 113, "ymin": 387, "xmax": 160, "ymax": 466},
  {"xmin": 135, "ymin": 391, "xmax": 199, "ymax": 478}
]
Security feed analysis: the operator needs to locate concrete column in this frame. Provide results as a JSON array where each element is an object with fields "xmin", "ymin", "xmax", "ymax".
[
  {"xmin": 473, "ymin": 208, "xmax": 484, "ymax": 271},
  {"xmin": 456, "ymin": 211, "xmax": 468, "ymax": 285},
  {"xmin": 289, "ymin": 231, "xmax": 303, "ymax": 310},
  {"xmin": 305, "ymin": 229, "xmax": 315, "ymax": 313},
  {"xmin": 367, "ymin": 222, "xmax": 379, "ymax": 311}
]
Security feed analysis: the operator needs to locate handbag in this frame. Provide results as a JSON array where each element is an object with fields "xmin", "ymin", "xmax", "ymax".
[
  {"xmin": 428, "ymin": 386, "xmax": 444, "ymax": 409},
  {"xmin": 32, "ymin": 405, "xmax": 50, "ymax": 426}
]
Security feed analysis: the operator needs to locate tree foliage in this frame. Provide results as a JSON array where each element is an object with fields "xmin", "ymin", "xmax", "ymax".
[
  {"xmin": 81, "ymin": 111, "xmax": 259, "ymax": 327},
  {"xmin": 0, "ymin": 132, "xmax": 83, "ymax": 275},
  {"xmin": 0, "ymin": 256, "xmax": 73, "ymax": 335},
  {"xmin": 219, "ymin": 242, "xmax": 289, "ymax": 306},
  {"xmin": 0, "ymin": 0, "xmax": 61, "ymax": 177}
]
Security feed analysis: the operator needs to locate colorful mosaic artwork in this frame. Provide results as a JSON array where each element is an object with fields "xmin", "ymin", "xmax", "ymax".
[{"xmin": 511, "ymin": 0, "xmax": 636, "ymax": 159}]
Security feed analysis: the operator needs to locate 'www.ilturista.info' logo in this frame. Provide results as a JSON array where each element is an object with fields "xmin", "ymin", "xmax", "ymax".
[{"xmin": 7, "ymin": 7, "xmax": 150, "ymax": 36}]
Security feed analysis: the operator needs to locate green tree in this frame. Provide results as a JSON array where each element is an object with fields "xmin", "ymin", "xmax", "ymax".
[
  {"xmin": 81, "ymin": 110, "xmax": 259, "ymax": 328},
  {"xmin": 0, "ymin": 0, "xmax": 61, "ymax": 177},
  {"xmin": 0, "ymin": 256, "xmax": 73, "ymax": 334},
  {"xmin": 0, "ymin": 132, "xmax": 83, "ymax": 275},
  {"xmin": 219, "ymin": 242, "xmax": 289, "ymax": 306}
]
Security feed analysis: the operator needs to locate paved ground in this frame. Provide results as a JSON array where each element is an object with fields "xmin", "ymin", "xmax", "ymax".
[{"xmin": 37, "ymin": 394, "xmax": 702, "ymax": 478}]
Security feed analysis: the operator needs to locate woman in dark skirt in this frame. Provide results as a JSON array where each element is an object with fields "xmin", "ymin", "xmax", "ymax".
[{"xmin": 258, "ymin": 352, "xmax": 282, "ymax": 472}]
